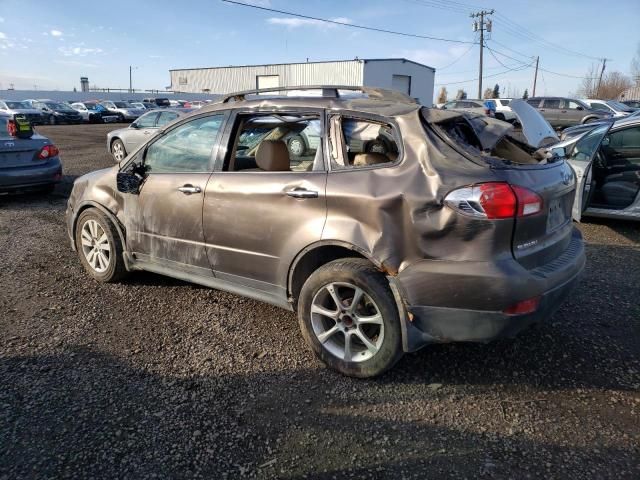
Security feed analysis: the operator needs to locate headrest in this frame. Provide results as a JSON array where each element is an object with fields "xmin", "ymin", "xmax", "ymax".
[
  {"xmin": 352, "ymin": 152, "xmax": 390, "ymax": 167},
  {"xmin": 256, "ymin": 140, "xmax": 290, "ymax": 171}
]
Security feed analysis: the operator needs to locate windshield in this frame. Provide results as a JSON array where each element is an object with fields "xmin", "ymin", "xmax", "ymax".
[
  {"xmin": 569, "ymin": 124, "xmax": 610, "ymax": 161},
  {"xmin": 114, "ymin": 102, "xmax": 128, "ymax": 108},
  {"xmin": 607, "ymin": 101, "xmax": 635, "ymax": 112},
  {"xmin": 45, "ymin": 102, "xmax": 74, "ymax": 111},
  {"xmin": 6, "ymin": 101, "xmax": 30, "ymax": 109}
]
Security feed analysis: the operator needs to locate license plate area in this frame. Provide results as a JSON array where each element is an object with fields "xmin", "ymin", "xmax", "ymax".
[{"xmin": 547, "ymin": 197, "xmax": 568, "ymax": 232}]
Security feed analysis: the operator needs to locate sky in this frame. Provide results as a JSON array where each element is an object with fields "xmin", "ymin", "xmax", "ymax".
[{"xmin": 1, "ymin": 0, "xmax": 639, "ymax": 101}]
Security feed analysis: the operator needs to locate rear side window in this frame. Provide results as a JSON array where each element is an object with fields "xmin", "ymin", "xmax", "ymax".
[
  {"xmin": 330, "ymin": 117, "xmax": 399, "ymax": 170},
  {"xmin": 144, "ymin": 115, "xmax": 224, "ymax": 173},
  {"xmin": 565, "ymin": 100, "xmax": 584, "ymax": 110},
  {"xmin": 157, "ymin": 111, "xmax": 179, "ymax": 127},
  {"xmin": 526, "ymin": 99, "xmax": 540, "ymax": 108},
  {"xmin": 499, "ymin": 99, "xmax": 511, "ymax": 106},
  {"xmin": 136, "ymin": 112, "xmax": 158, "ymax": 128},
  {"xmin": 543, "ymin": 99, "xmax": 561, "ymax": 109}
]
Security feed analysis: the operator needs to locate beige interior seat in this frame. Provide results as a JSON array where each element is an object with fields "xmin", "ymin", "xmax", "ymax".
[
  {"xmin": 352, "ymin": 152, "xmax": 390, "ymax": 167},
  {"xmin": 256, "ymin": 140, "xmax": 290, "ymax": 171}
]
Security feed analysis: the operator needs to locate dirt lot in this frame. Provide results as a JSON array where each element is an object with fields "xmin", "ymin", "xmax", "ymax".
[{"xmin": 1, "ymin": 124, "xmax": 639, "ymax": 479}]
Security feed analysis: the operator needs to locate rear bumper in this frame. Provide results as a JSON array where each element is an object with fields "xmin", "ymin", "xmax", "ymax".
[
  {"xmin": 396, "ymin": 227, "xmax": 585, "ymax": 351},
  {"xmin": 0, "ymin": 158, "xmax": 62, "ymax": 191}
]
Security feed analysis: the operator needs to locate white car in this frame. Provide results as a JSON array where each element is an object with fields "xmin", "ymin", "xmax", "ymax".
[
  {"xmin": 440, "ymin": 99, "xmax": 486, "ymax": 115},
  {"xmin": 582, "ymin": 99, "xmax": 635, "ymax": 118},
  {"xmin": 484, "ymin": 98, "xmax": 516, "ymax": 122},
  {"xmin": 99, "ymin": 101, "xmax": 145, "ymax": 121}
]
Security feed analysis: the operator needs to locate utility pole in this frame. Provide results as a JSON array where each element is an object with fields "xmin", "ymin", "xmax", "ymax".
[
  {"xmin": 532, "ymin": 56, "xmax": 539, "ymax": 97},
  {"xmin": 471, "ymin": 9, "xmax": 494, "ymax": 99},
  {"xmin": 596, "ymin": 58, "xmax": 607, "ymax": 97},
  {"xmin": 129, "ymin": 65, "xmax": 133, "ymax": 93}
]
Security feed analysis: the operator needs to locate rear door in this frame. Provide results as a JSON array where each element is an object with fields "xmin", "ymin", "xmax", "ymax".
[
  {"xmin": 202, "ymin": 109, "xmax": 327, "ymax": 301},
  {"xmin": 563, "ymin": 99, "xmax": 587, "ymax": 127},
  {"xmin": 540, "ymin": 98, "xmax": 561, "ymax": 126},
  {"xmin": 567, "ymin": 123, "xmax": 613, "ymax": 221}
]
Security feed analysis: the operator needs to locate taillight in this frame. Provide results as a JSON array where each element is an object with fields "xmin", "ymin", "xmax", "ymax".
[
  {"xmin": 444, "ymin": 182, "xmax": 543, "ymax": 219},
  {"xmin": 503, "ymin": 296, "xmax": 541, "ymax": 315},
  {"xmin": 38, "ymin": 144, "xmax": 59, "ymax": 159}
]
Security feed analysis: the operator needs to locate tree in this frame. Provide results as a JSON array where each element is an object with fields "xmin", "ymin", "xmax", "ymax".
[
  {"xmin": 577, "ymin": 64, "xmax": 633, "ymax": 99},
  {"xmin": 483, "ymin": 87, "xmax": 494, "ymax": 99},
  {"xmin": 455, "ymin": 89, "xmax": 467, "ymax": 100},
  {"xmin": 492, "ymin": 83, "xmax": 500, "ymax": 99},
  {"xmin": 522, "ymin": 88, "xmax": 529, "ymax": 99},
  {"xmin": 437, "ymin": 86, "xmax": 448, "ymax": 104}
]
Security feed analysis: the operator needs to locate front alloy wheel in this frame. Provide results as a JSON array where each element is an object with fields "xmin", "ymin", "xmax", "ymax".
[
  {"xmin": 80, "ymin": 219, "xmax": 111, "ymax": 273},
  {"xmin": 111, "ymin": 139, "xmax": 126, "ymax": 162}
]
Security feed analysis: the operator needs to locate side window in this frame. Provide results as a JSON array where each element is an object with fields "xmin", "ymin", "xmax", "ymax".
[
  {"xmin": 226, "ymin": 113, "xmax": 323, "ymax": 172},
  {"xmin": 565, "ymin": 100, "xmax": 583, "ymax": 110},
  {"xmin": 543, "ymin": 99, "xmax": 561, "ymax": 109},
  {"xmin": 144, "ymin": 115, "xmax": 224, "ymax": 173},
  {"xmin": 608, "ymin": 126, "xmax": 640, "ymax": 150},
  {"xmin": 136, "ymin": 112, "xmax": 159, "ymax": 128},
  {"xmin": 330, "ymin": 117, "xmax": 400, "ymax": 170},
  {"xmin": 157, "ymin": 111, "xmax": 179, "ymax": 127},
  {"xmin": 526, "ymin": 99, "xmax": 540, "ymax": 108},
  {"xmin": 589, "ymin": 103, "xmax": 610, "ymax": 113}
]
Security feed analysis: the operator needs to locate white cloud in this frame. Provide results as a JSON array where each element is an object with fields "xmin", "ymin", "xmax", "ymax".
[
  {"xmin": 0, "ymin": 32, "xmax": 5, "ymax": 39},
  {"xmin": 267, "ymin": 16, "xmax": 351, "ymax": 29},
  {"xmin": 58, "ymin": 45, "xmax": 103, "ymax": 56},
  {"xmin": 50, "ymin": 29, "xmax": 63, "ymax": 37}
]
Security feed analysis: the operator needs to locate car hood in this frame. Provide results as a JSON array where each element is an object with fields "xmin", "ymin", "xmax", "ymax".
[{"xmin": 509, "ymin": 99, "xmax": 559, "ymax": 148}]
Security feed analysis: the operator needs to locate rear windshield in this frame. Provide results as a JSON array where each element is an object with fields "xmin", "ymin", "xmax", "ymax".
[{"xmin": 155, "ymin": 98, "xmax": 170, "ymax": 106}]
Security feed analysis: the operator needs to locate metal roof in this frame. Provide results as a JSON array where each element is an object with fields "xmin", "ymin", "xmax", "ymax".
[{"xmin": 169, "ymin": 58, "xmax": 435, "ymax": 72}]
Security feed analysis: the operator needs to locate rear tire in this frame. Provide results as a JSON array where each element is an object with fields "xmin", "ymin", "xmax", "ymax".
[
  {"xmin": 75, "ymin": 208, "xmax": 128, "ymax": 283},
  {"xmin": 298, "ymin": 258, "xmax": 403, "ymax": 378}
]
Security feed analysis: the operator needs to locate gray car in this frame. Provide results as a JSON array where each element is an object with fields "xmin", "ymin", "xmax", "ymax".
[
  {"xmin": 107, "ymin": 109, "xmax": 191, "ymax": 162},
  {"xmin": 67, "ymin": 85, "xmax": 584, "ymax": 378},
  {"xmin": 0, "ymin": 100, "xmax": 45, "ymax": 125},
  {"xmin": 0, "ymin": 112, "xmax": 62, "ymax": 193},
  {"xmin": 555, "ymin": 116, "xmax": 640, "ymax": 221},
  {"xmin": 100, "ymin": 101, "xmax": 146, "ymax": 122},
  {"xmin": 526, "ymin": 97, "xmax": 610, "ymax": 128}
]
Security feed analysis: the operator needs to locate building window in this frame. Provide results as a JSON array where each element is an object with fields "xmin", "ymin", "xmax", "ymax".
[
  {"xmin": 256, "ymin": 75, "xmax": 279, "ymax": 91},
  {"xmin": 178, "ymin": 76, "xmax": 188, "ymax": 85},
  {"xmin": 391, "ymin": 75, "xmax": 411, "ymax": 95}
]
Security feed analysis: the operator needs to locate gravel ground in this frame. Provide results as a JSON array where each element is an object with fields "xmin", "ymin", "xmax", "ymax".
[{"xmin": 1, "ymin": 124, "xmax": 639, "ymax": 479}]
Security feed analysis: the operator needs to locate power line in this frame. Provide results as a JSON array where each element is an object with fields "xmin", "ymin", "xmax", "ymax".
[
  {"xmin": 435, "ymin": 42, "xmax": 476, "ymax": 70},
  {"xmin": 436, "ymin": 61, "xmax": 534, "ymax": 86},
  {"xmin": 222, "ymin": 0, "xmax": 475, "ymax": 44}
]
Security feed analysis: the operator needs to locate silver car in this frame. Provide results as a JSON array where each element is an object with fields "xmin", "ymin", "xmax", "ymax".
[
  {"xmin": 100, "ymin": 101, "xmax": 145, "ymax": 122},
  {"xmin": 0, "ymin": 100, "xmax": 45, "ymax": 125},
  {"xmin": 106, "ymin": 109, "xmax": 191, "ymax": 161},
  {"xmin": 554, "ymin": 116, "xmax": 640, "ymax": 221}
]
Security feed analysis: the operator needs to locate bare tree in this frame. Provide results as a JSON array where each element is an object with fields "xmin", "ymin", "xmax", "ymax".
[
  {"xmin": 483, "ymin": 87, "xmax": 494, "ymax": 99},
  {"xmin": 455, "ymin": 89, "xmax": 467, "ymax": 100},
  {"xmin": 437, "ymin": 86, "xmax": 448, "ymax": 104},
  {"xmin": 577, "ymin": 63, "xmax": 600, "ymax": 98},
  {"xmin": 577, "ymin": 63, "xmax": 633, "ymax": 99}
]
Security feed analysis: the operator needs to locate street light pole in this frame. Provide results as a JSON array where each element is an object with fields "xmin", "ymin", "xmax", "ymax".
[{"xmin": 129, "ymin": 65, "xmax": 133, "ymax": 93}]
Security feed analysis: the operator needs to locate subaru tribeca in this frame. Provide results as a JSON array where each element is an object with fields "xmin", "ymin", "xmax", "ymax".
[{"xmin": 66, "ymin": 86, "xmax": 585, "ymax": 378}]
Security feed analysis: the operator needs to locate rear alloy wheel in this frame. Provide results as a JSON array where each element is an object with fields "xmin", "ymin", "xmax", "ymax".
[
  {"xmin": 75, "ymin": 209, "xmax": 128, "ymax": 282},
  {"xmin": 111, "ymin": 139, "xmax": 127, "ymax": 162},
  {"xmin": 298, "ymin": 258, "xmax": 403, "ymax": 377},
  {"xmin": 288, "ymin": 135, "xmax": 306, "ymax": 157}
]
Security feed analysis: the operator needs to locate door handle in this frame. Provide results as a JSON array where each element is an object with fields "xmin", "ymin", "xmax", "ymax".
[
  {"xmin": 143, "ymin": 130, "xmax": 151, "ymax": 135},
  {"xmin": 286, "ymin": 188, "xmax": 318, "ymax": 199},
  {"xmin": 178, "ymin": 184, "xmax": 201, "ymax": 195}
]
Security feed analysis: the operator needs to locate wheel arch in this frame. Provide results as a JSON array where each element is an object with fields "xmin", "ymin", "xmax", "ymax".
[{"xmin": 581, "ymin": 115, "xmax": 601, "ymax": 124}]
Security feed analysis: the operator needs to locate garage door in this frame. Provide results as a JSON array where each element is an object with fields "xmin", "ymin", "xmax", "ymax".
[
  {"xmin": 392, "ymin": 75, "xmax": 411, "ymax": 95},
  {"xmin": 257, "ymin": 75, "xmax": 280, "ymax": 91}
]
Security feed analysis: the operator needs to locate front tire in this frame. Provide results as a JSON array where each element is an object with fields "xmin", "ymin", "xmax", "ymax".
[
  {"xmin": 75, "ymin": 209, "xmax": 128, "ymax": 283},
  {"xmin": 298, "ymin": 258, "xmax": 403, "ymax": 378}
]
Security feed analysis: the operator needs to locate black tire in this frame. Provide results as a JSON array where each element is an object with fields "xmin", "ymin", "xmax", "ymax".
[
  {"xmin": 495, "ymin": 113, "xmax": 506, "ymax": 121},
  {"xmin": 41, "ymin": 184, "xmax": 56, "ymax": 195},
  {"xmin": 298, "ymin": 258, "xmax": 403, "ymax": 378},
  {"xmin": 49, "ymin": 115, "xmax": 57, "ymax": 125},
  {"xmin": 111, "ymin": 139, "xmax": 127, "ymax": 162},
  {"xmin": 74, "ymin": 208, "xmax": 128, "ymax": 283},
  {"xmin": 118, "ymin": 114, "xmax": 125, "ymax": 123}
]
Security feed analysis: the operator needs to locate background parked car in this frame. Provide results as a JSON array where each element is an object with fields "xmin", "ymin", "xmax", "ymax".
[
  {"xmin": 0, "ymin": 112, "xmax": 62, "ymax": 193},
  {"xmin": 440, "ymin": 99, "xmax": 486, "ymax": 115},
  {"xmin": 100, "ymin": 101, "xmax": 145, "ymax": 122},
  {"xmin": 142, "ymin": 97, "xmax": 170, "ymax": 109},
  {"xmin": 32, "ymin": 100, "xmax": 83, "ymax": 125},
  {"xmin": 483, "ymin": 98, "xmax": 516, "ymax": 122},
  {"xmin": 127, "ymin": 101, "xmax": 147, "ymax": 110},
  {"xmin": 525, "ymin": 97, "xmax": 610, "ymax": 128},
  {"xmin": 582, "ymin": 99, "xmax": 635, "ymax": 118},
  {"xmin": 621, "ymin": 100, "xmax": 640, "ymax": 109},
  {"xmin": 106, "ymin": 108, "xmax": 191, "ymax": 161},
  {"xmin": 0, "ymin": 100, "xmax": 45, "ymax": 125},
  {"xmin": 70, "ymin": 102, "xmax": 120, "ymax": 123}
]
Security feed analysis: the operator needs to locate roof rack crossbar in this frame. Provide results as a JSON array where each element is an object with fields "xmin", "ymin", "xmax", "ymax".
[{"xmin": 217, "ymin": 85, "xmax": 417, "ymax": 105}]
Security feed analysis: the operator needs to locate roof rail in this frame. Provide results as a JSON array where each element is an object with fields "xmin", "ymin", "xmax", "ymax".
[{"xmin": 217, "ymin": 85, "xmax": 418, "ymax": 105}]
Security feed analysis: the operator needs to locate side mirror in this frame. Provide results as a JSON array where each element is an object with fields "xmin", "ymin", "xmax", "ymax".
[
  {"xmin": 130, "ymin": 122, "xmax": 139, "ymax": 129},
  {"xmin": 116, "ymin": 171, "xmax": 142, "ymax": 194},
  {"xmin": 576, "ymin": 106, "xmax": 583, "ymax": 111}
]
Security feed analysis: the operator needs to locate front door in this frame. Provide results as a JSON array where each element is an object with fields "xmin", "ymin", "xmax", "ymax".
[
  {"xmin": 124, "ymin": 113, "xmax": 226, "ymax": 276},
  {"xmin": 567, "ymin": 123, "xmax": 612, "ymax": 221},
  {"xmin": 203, "ymin": 110, "xmax": 327, "ymax": 300},
  {"xmin": 123, "ymin": 111, "xmax": 159, "ymax": 151}
]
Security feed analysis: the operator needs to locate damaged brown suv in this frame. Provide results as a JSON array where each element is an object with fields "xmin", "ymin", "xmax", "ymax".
[{"xmin": 66, "ymin": 86, "xmax": 585, "ymax": 377}]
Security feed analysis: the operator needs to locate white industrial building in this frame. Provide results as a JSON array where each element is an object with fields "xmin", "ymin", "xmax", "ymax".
[{"xmin": 169, "ymin": 58, "xmax": 435, "ymax": 105}]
